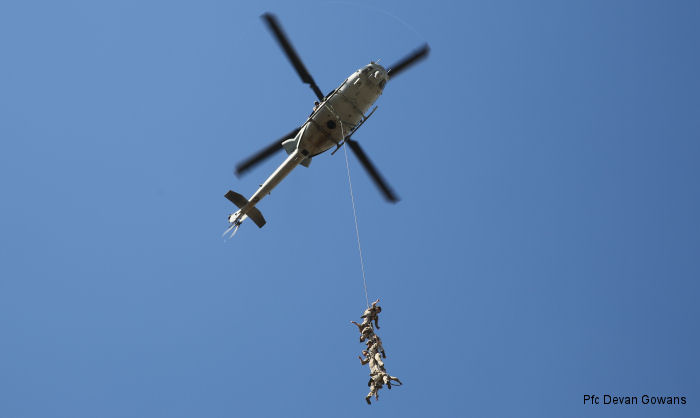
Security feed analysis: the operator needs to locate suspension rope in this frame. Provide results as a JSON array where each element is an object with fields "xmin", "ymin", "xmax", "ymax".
[
  {"xmin": 344, "ymin": 143, "xmax": 370, "ymax": 309},
  {"xmin": 331, "ymin": 115, "xmax": 370, "ymax": 309},
  {"xmin": 326, "ymin": 105, "xmax": 370, "ymax": 310}
]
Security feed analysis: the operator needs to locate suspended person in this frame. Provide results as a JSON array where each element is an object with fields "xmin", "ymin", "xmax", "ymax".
[
  {"xmin": 366, "ymin": 334, "xmax": 386, "ymax": 359},
  {"xmin": 358, "ymin": 346, "xmax": 384, "ymax": 371},
  {"xmin": 366, "ymin": 372, "xmax": 384, "ymax": 404},
  {"xmin": 351, "ymin": 320, "xmax": 375, "ymax": 342},
  {"xmin": 377, "ymin": 370, "xmax": 402, "ymax": 390},
  {"xmin": 361, "ymin": 298, "xmax": 382, "ymax": 329},
  {"xmin": 365, "ymin": 370, "xmax": 401, "ymax": 404},
  {"xmin": 351, "ymin": 298, "xmax": 382, "ymax": 337}
]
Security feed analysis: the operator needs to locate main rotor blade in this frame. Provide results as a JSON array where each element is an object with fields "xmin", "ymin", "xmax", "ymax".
[
  {"xmin": 387, "ymin": 44, "xmax": 430, "ymax": 79},
  {"xmin": 346, "ymin": 139, "xmax": 399, "ymax": 203},
  {"xmin": 235, "ymin": 127, "xmax": 301, "ymax": 177},
  {"xmin": 261, "ymin": 13, "xmax": 325, "ymax": 101}
]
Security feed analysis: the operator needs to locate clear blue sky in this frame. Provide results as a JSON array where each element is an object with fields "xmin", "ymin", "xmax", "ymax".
[{"xmin": 1, "ymin": 1, "xmax": 699, "ymax": 417}]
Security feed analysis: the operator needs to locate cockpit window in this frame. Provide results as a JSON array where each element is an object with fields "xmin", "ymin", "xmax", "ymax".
[{"xmin": 378, "ymin": 79, "xmax": 386, "ymax": 89}]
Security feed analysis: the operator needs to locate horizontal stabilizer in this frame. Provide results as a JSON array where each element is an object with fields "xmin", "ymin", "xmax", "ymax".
[
  {"xmin": 225, "ymin": 190, "xmax": 248, "ymax": 208},
  {"xmin": 246, "ymin": 207, "xmax": 266, "ymax": 228},
  {"xmin": 225, "ymin": 190, "xmax": 266, "ymax": 228}
]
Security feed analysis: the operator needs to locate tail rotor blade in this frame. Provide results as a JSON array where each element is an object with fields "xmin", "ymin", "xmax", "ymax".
[
  {"xmin": 235, "ymin": 127, "xmax": 301, "ymax": 176},
  {"xmin": 387, "ymin": 44, "xmax": 430, "ymax": 79},
  {"xmin": 262, "ymin": 13, "xmax": 325, "ymax": 101},
  {"xmin": 346, "ymin": 139, "xmax": 399, "ymax": 203}
]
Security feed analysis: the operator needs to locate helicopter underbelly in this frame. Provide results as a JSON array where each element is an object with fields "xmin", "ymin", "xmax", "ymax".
[{"xmin": 299, "ymin": 73, "xmax": 382, "ymax": 156}]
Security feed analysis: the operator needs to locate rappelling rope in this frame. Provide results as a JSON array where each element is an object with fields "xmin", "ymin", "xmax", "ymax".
[
  {"xmin": 344, "ymin": 143, "xmax": 370, "ymax": 309},
  {"xmin": 336, "ymin": 118, "xmax": 370, "ymax": 309}
]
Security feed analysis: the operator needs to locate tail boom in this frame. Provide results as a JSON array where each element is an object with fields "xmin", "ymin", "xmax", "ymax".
[{"xmin": 224, "ymin": 147, "xmax": 308, "ymax": 235}]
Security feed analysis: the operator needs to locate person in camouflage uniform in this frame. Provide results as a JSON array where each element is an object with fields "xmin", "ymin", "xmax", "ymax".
[{"xmin": 352, "ymin": 299, "xmax": 400, "ymax": 405}]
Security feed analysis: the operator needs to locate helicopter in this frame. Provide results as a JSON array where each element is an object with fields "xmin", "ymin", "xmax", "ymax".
[{"xmin": 224, "ymin": 13, "xmax": 429, "ymax": 237}]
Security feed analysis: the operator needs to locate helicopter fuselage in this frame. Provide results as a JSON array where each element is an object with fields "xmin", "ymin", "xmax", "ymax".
[{"xmin": 302, "ymin": 62, "xmax": 387, "ymax": 156}]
